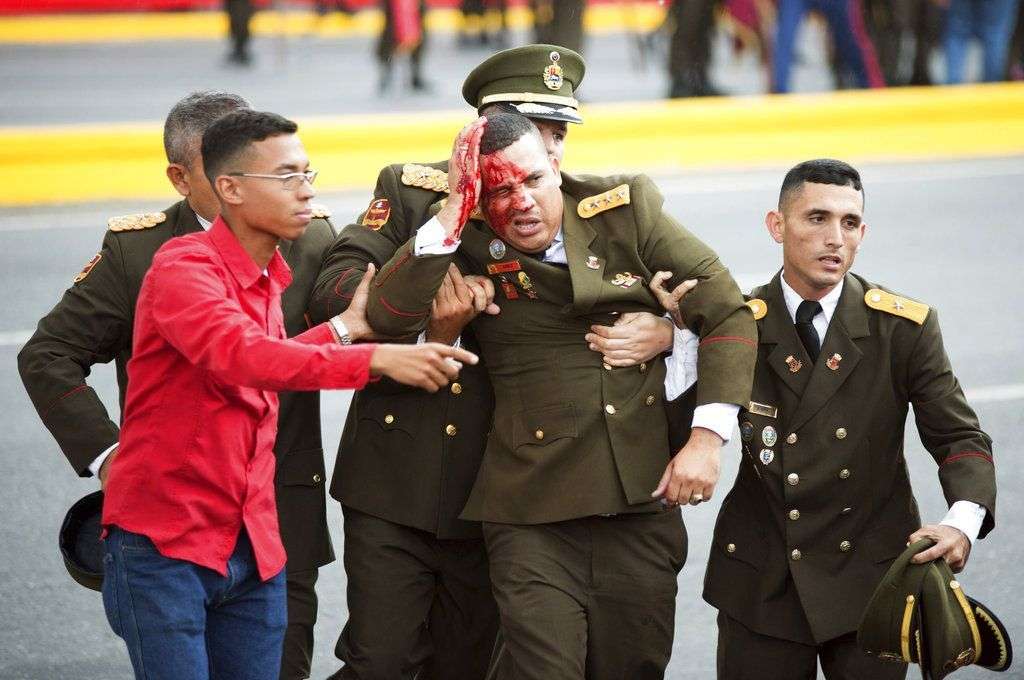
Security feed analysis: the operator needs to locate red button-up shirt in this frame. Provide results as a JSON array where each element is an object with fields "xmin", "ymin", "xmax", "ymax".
[{"xmin": 103, "ymin": 216, "xmax": 376, "ymax": 580}]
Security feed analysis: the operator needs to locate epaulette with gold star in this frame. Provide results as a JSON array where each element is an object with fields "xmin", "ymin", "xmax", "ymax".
[
  {"xmin": 578, "ymin": 184, "xmax": 630, "ymax": 218},
  {"xmin": 746, "ymin": 298, "xmax": 767, "ymax": 320},
  {"xmin": 310, "ymin": 204, "xmax": 332, "ymax": 219},
  {"xmin": 107, "ymin": 212, "xmax": 166, "ymax": 232},
  {"xmin": 401, "ymin": 164, "xmax": 450, "ymax": 193},
  {"xmin": 864, "ymin": 288, "xmax": 929, "ymax": 325}
]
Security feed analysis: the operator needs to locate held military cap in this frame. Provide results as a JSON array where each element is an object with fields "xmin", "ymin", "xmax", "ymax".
[
  {"xmin": 59, "ymin": 491, "xmax": 104, "ymax": 592},
  {"xmin": 462, "ymin": 44, "xmax": 585, "ymax": 124},
  {"xmin": 858, "ymin": 539, "xmax": 1012, "ymax": 679}
]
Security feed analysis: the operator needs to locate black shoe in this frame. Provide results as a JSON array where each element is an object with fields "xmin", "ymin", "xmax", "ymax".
[
  {"xmin": 225, "ymin": 50, "xmax": 252, "ymax": 67},
  {"xmin": 410, "ymin": 76, "xmax": 433, "ymax": 93}
]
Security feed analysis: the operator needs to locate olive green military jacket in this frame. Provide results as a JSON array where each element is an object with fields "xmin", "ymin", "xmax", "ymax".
[
  {"xmin": 365, "ymin": 172, "xmax": 757, "ymax": 524},
  {"xmin": 309, "ymin": 161, "xmax": 494, "ymax": 540},
  {"xmin": 703, "ymin": 271, "xmax": 996, "ymax": 645},
  {"xmin": 18, "ymin": 199, "xmax": 338, "ymax": 572}
]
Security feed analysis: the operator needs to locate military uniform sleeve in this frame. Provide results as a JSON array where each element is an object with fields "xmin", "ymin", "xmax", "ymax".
[
  {"xmin": 631, "ymin": 175, "xmax": 757, "ymax": 408},
  {"xmin": 310, "ymin": 165, "xmax": 420, "ymax": 324},
  {"xmin": 364, "ymin": 235, "xmax": 455, "ymax": 338},
  {"xmin": 16, "ymin": 231, "xmax": 131, "ymax": 476},
  {"xmin": 906, "ymin": 308, "xmax": 996, "ymax": 537}
]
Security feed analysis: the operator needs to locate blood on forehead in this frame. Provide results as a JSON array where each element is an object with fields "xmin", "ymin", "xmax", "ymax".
[{"xmin": 480, "ymin": 152, "xmax": 530, "ymax": 191}]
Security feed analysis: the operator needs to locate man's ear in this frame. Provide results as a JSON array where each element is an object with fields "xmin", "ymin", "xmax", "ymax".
[
  {"xmin": 166, "ymin": 164, "xmax": 190, "ymax": 198},
  {"xmin": 215, "ymin": 176, "xmax": 244, "ymax": 206},
  {"xmin": 765, "ymin": 209, "xmax": 785, "ymax": 244},
  {"xmin": 550, "ymin": 156, "xmax": 562, "ymax": 187}
]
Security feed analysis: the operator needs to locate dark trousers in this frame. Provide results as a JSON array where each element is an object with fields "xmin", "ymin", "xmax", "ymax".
[
  {"xmin": 330, "ymin": 506, "xmax": 498, "ymax": 680},
  {"xmin": 102, "ymin": 527, "xmax": 287, "ymax": 680},
  {"xmin": 225, "ymin": 0, "xmax": 253, "ymax": 58},
  {"xmin": 280, "ymin": 568, "xmax": 319, "ymax": 680},
  {"xmin": 716, "ymin": 611, "xmax": 907, "ymax": 680},
  {"xmin": 667, "ymin": 0, "xmax": 718, "ymax": 93},
  {"xmin": 484, "ymin": 510, "xmax": 687, "ymax": 680}
]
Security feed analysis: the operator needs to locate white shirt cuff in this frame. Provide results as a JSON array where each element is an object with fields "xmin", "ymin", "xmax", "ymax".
[
  {"xmin": 939, "ymin": 500, "xmax": 986, "ymax": 546},
  {"xmin": 664, "ymin": 327, "xmax": 699, "ymax": 401},
  {"xmin": 88, "ymin": 442, "xmax": 118, "ymax": 479},
  {"xmin": 692, "ymin": 403, "xmax": 739, "ymax": 444},
  {"xmin": 414, "ymin": 216, "xmax": 460, "ymax": 256},
  {"xmin": 416, "ymin": 330, "xmax": 462, "ymax": 349}
]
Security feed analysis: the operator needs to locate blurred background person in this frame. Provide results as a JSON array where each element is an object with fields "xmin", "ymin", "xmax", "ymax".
[
  {"xmin": 378, "ymin": 0, "xmax": 429, "ymax": 92},
  {"xmin": 941, "ymin": 0, "xmax": 1021, "ymax": 83},
  {"xmin": 771, "ymin": 0, "xmax": 885, "ymax": 93},
  {"xmin": 1009, "ymin": 0, "xmax": 1024, "ymax": 78},
  {"xmin": 862, "ymin": 0, "xmax": 942, "ymax": 85},
  {"xmin": 225, "ymin": 0, "xmax": 254, "ymax": 66},
  {"xmin": 458, "ymin": 0, "xmax": 508, "ymax": 48},
  {"xmin": 667, "ymin": 0, "xmax": 724, "ymax": 97},
  {"xmin": 533, "ymin": 0, "xmax": 585, "ymax": 53}
]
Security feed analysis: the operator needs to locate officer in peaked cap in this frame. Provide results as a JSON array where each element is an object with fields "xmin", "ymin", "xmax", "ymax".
[
  {"xmin": 462, "ymin": 43, "xmax": 586, "ymax": 125},
  {"xmin": 310, "ymin": 45, "xmax": 678, "ymax": 680},
  {"xmin": 859, "ymin": 539, "xmax": 1012, "ymax": 679}
]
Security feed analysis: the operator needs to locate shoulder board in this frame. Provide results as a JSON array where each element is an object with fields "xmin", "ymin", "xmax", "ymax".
[
  {"xmin": 401, "ymin": 163, "xmax": 450, "ymax": 194},
  {"xmin": 864, "ymin": 288, "xmax": 929, "ymax": 325},
  {"xmin": 578, "ymin": 184, "xmax": 630, "ymax": 219},
  {"xmin": 310, "ymin": 203, "xmax": 331, "ymax": 219},
  {"xmin": 746, "ymin": 298, "xmax": 767, "ymax": 320},
  {"xmin": 107, "ymin": 212, "xmax": 166, "ymax": 232}
]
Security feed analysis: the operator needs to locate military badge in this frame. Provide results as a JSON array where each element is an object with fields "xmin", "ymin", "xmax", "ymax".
[
  {"xmin": 747, "ymin": 401, "xmax": 778, "ymax": 418},
  {"xmin": 759, "ymin": 449, "xmax": 775, "ymax": 465},
  {"xmin": 517, "ymin": 271, "xmax": 538, "ymax": 298},
  {"xmin": 543, "ymin": 51, "xmax": 563, "ymax": 90},
  {"xmin": 786, "ymin": 355, "xmax": 803, "ymax": 373},
  {"xmin": 762, "ymin": 426, "xmax": 778, "ymax": 447},
  {"xmin": 73, "ymin": 253, "xmax": 101, "ymax": 284},
  {"xmin": 740, "ymin": 421, "xmax": 754, "ymax": 442},
  {"xmin": 610, "ymin": 272, "xmax": 640, "ymax": 288},
  {"xmin": 586, "ymin": 256, "xmax": 600, "ymax": 270},
  {"xmin": 489, "ymin": 239, "xmax": 507, "ymax": 260},
  {"xmin": 826, "ymin": 353, "xmax": 843, "ymax": 371},
  {"xmin": 487, "ymin": 260, "xmax": 522, "ymax": 275},
  {"xmin": 361, "ymin": 198, "xmax": 390, "ymax": 230},
  {"xmin": 499, "ymin": 275, "xmax": 519, "ymax": 300}
]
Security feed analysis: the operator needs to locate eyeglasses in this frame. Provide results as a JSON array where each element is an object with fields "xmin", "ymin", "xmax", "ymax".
[{"xmin": 228, "ymin": 169, "xmax": 318, "ymax": 191}]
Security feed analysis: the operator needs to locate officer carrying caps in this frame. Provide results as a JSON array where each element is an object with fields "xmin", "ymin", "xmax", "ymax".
[
  {"xmin": 859, "ymin": 539, "xmax": 1012, "ymax": 679},
  {"xmin": 462, "ymin": 44, "xmax": 586, "ymax": 124},
  {"xmin": 59, "ymin": 491, "xmax": 104, "ymax": 591}
]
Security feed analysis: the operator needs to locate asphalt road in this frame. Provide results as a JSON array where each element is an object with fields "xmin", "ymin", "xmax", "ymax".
[{"xmin": 1, "ymin": 156, "xmax": 1022, "ymax": 679}]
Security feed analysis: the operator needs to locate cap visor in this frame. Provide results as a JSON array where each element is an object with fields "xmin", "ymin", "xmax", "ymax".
[
  {"xmin": 968, "ymin": 596, "xmax": 1012, "ymax": 671},
  {"xmin": 512, "ymin": 101, "xmax": 583, "ymax": 124}
]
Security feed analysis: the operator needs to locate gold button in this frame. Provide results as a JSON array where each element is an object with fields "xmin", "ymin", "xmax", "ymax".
[
  {"xmin": 839, "ymin": 468, "xmax": 851, "ymax": 480},
  {"xmin": 726, "ymin": 543, "xmax": 736, "ymax": 553},
  {"xmin": 786, "ymin": 433, "xmax": 798, "ymax": 445},
  {"xmin": 450, "ymin": 382, "xmax": 462, "ymax": 395},
  {"xmin": 445, "ymin": 424, "xmax": 457, "ymax": 436},
  {"xmin": 645, "ymin": 395, "xmax": 656, "ymax": 406},
  {"xmin": 312, "ymin": 474, "xmax": 322, "ymax": 483},
  {"xmin": 603, "ymin": 363, "xmax": 612, "ymax": 371},
  {"xmin": 791, "ymin": 549, "xmax": 802, "ymax": 561},
  {"xmin": 835, "ymin": 427, "xmax": 848, "ymax": 440},
  {"xmin": 788, "ymin": 509, "xmax": 800, "ymax": 521},
  {"xmin": 534, "ymin": 430, "xmax": 544, "ymax": 440},
  {"xmin": 384, "ymin": 414, "xmax": 395, "ymax": 424},
  {"xmin": 787, "ymin": 473, "xmax": 800, "ymax": 486},
  {"xmin": 605, "ymin": 404, "xmax": 616, "ymax": 415},
  {"xmin": 840, "ymin": 540, "xmax": 852, "ymax": 552},
  {"xmin": 639, "ymin": 362, "xmax": 647, "ymax": 373}
]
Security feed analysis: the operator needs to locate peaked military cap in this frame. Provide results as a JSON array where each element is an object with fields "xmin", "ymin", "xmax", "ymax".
[
  {"xmin": 858, "ymin": 539, "xmax": 1012, "ymax": 679},
  {"xmin": 59, "ymin": 491, "xmax": 105, "ymax": 591},
  {"xmin": 462, "ymin": 44, "xmax": 585, "ymax": 124}
]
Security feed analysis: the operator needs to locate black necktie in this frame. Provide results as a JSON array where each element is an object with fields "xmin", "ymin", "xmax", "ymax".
[{"xmin": 795, "ymin": 300, "xmax": 822, "ymax": 363}]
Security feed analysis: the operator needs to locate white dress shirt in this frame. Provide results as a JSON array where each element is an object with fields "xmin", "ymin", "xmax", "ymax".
[{"xmin": 414, "ymin": 217, "xmax": 737, "ymax": 442}]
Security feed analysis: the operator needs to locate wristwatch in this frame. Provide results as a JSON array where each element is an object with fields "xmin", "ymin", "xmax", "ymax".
[{"xmin": 330, "ymin": 316, "xmax": 353, "ymax": 345}]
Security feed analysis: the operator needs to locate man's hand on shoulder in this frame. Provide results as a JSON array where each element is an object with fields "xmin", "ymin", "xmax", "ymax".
[
  {"xmin": 652, "ymin": 427, "xmax": 722, "ymax": 507},
  {"xmin": 909, "ymin": 524, "xmax": 972, "ymax": 573},
  {"xmin": 426, "ymin": 264, "xmax": 500, "ymax": 345}
]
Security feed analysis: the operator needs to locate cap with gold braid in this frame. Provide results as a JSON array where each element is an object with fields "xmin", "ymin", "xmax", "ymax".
[
  {"xmin": 462, "ymin": 44, "xmax": 586, "ymax": 124},
  {"xmin": 858, "ymin": 539, "xmax": 1012, "ymax": 680}
]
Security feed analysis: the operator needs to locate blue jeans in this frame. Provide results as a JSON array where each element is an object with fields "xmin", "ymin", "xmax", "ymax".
[
  {"xmin": 102, "ymin": 526, "xmax": 287, "ymax": 680},
  {"xmin": 945, "ymin": 0, "xmax": 1022, "ymax": 83}
]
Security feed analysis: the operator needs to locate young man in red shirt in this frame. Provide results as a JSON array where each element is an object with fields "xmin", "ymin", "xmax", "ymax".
[{"xmin": 100, "ymin": 109, "xmax": 477, "ymax": 680}]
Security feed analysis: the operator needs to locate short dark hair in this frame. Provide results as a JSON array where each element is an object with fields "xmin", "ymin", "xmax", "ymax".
[
  {"xmin": 201, "ymin": 109, "xmax": 299, "ymax": 188},
  {"xmin": 163, "ymin": 90, "xmax": 249, "ymax": 167},
  {"xmin": 779, "ymin": 159, "xmax": 864, "ymax": 209},
  {"xmin": 480, "ymin": 112, "xmax": 539, "ymax": 156}
]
